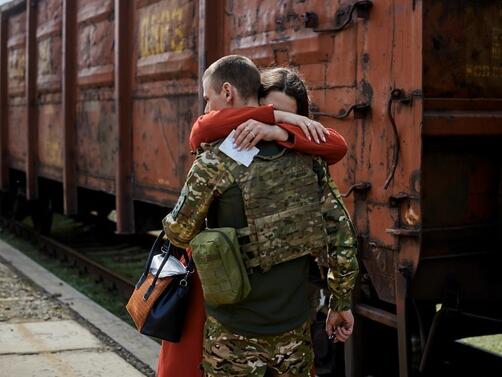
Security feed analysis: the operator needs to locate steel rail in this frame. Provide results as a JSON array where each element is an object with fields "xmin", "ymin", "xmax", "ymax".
[{"xmin": 3, "ymin": 218, "xmax": 135, "ymax": 299}]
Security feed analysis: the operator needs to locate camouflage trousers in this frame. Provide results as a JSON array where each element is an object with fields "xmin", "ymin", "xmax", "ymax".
[{"xmin": 202, "ymin": 316, "xmax": 314, "ymax": 377}]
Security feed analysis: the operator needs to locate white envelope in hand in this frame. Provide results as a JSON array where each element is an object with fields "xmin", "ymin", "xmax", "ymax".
[{"xmin": 218, "ymin": 130, "xmax": 259, "ymax": 167}]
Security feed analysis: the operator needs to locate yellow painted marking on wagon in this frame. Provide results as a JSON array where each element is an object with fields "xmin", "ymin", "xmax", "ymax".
[
  {"xmin": 493, "ymin": 41, "xmax": 502, "ymax": 77},
  {"xmin": 38, "ymin": 39, "xmax": 52, "ymax": 76},
  {"xmin": 466, "ymin": 64, "xmax": 491, "ymax": 79},
  {"xmin": 8, "ymin": 48, "xmax": 25, "ymax": 80},
  {"xmin": 139, "ymin": 7, "xmax": 185, "ymax": 58},
  {"xmin": 466, "ymin": 27, "xmax": 502, "ymax": 80},
  {"xmin": 493, "ymin": 65, "xmax": 502, "ymax": 79},
  {"xmin": 43, "ymin": 140, "xmax": 61, "ymax": 164},
  {"xmin": 492, "ymin": 27, "xmax": 502, "ymax": 62}
]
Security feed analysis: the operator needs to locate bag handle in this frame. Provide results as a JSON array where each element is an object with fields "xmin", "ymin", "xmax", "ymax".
[
  {"xmin": 143, "ymin": 244, "xmax": 195, "ymax": 300},
  {"xmin": 143, "ymin": 242, "xmax": 172, "ymax": 301},
  {"xmin": 135, "ymin": 231, "xmax": 166, "ymax": 289}
]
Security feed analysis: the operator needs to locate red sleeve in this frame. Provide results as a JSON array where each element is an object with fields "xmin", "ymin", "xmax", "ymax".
[
  {"xmin": 189, "ymin": 106, "xmax": 348, "ymax": 165},
  {"xmin": 277, "ymin": 124, "xmax": 348, "ymax": 165},
  {"xmin": 189, "ymin": 105, "xmax": 275, "ymax": 151}
]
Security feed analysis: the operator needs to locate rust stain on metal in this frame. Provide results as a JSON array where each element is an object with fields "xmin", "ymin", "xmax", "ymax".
[{"xmin": 403, "ymin": 205, "xmax": 419, "ymax": 227}]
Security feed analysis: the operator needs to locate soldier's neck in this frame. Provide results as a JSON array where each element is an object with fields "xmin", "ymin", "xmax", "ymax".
[{"xmin": 233, "ymin": 98, "xmax": 259, "ymax": 108}]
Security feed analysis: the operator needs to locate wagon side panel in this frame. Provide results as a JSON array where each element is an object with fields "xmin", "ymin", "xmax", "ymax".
[
  {"xmin": 220, "ymin": 0, "xmax": 360, "ymax": 203},
  {"xmin": 75, "ymin": 0, "xmax": 116, "ymax": 194},
  {"xmin": 36, "ymin": 0, "xmax": 63, "ymax": 182},
  {"xmin": 131, "ymin": 0, "xmax": 198, "ymax": 207},
  {"xmin": 6, "ymin": 10, "xmax": 27, "ymax": 174}
]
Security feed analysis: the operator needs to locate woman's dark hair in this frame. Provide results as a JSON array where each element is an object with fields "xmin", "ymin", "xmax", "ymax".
[{"xmin": 259, "ymin": 68, "xmax": 310, "ymax": 116}]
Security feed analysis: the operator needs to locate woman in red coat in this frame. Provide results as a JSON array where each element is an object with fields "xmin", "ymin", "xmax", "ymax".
[{"xmin": 157, "ymin": 68, "xmax": 348, "ymax": 377}]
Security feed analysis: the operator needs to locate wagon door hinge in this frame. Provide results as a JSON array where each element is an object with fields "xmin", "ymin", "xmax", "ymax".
[
  {"xmin": 311, "ymin": 102, "xmax": 371, "ymax": 120},
  {"xmin": 304, "ymin": 1, "xmax": 373, "ymax": 33},
  {"xmin": 384, "ymin": 88, "xmax": 422, "ymax": 190},
  {"xmin": 341, "ymin": 182, "xmax": 372, "ymax": 198}
]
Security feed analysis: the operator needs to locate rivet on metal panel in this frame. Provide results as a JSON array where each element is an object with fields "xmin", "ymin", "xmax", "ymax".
[
  {"xmin": 341, "ymin": 182, "xmax": 372, "ymax": 198},
  {"xmin": 311, "ymin": 102, "xmax": 371, "ymax": 120},
  {"xmin": 384, "ymin": 89, "xmax": 422, "ymax": 190},
  {"xmin": 304, "ymin": 1, "xmax": 373, "ymax": 33}
]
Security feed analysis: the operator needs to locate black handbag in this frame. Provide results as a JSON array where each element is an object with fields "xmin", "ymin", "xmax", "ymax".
[{"xmin": 126, "ymin": 231, "xmax": 193, "ymax": 342}]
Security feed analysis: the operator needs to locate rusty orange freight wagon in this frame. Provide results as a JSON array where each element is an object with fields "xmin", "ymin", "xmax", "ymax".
[{"xmin": 0, "ymin": 0, "xmax": 501, "ymax": 376}]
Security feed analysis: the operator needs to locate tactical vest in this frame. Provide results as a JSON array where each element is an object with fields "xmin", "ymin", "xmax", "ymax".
[{"xmin": 212, "ymin": 143, "xmax": 328, "ymax": 272}]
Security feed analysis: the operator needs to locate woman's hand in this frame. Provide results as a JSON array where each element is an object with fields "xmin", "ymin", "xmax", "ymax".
[
  {"xmin": 233, "ymin": 119, "xmax": 288, "ymax": 150},
  {"xmin": 274, "ymin": 110, "xmax": 328, "ymax": 144}
]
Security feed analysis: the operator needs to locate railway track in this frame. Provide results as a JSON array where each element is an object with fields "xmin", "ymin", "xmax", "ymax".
[{"xmin": 0, "ymin": 216, "xmax": 152, "ymax": 300}]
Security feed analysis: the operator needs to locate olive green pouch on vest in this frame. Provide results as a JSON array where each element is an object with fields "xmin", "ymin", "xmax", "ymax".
[{"xmin": 190, "ymin": 227, "xmax": 251, "ymax": 306}]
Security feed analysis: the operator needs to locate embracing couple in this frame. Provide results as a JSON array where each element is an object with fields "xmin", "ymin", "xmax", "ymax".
[{"xmin": 158, "ymin": 55, "xmax": 359, "ymax": 377}]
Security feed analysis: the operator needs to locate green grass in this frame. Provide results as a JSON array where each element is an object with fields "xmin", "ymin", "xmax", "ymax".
[
  {"xmin": 461, "ymin": 335, "xmax": 502, "ymax": 355},
  {"xmin": 0, "ymin": 229, "xmax": 135, "ymax": 326},
  {"xmin": 91, "ymin": 255, "xmax": 146, "ymax": 283}
]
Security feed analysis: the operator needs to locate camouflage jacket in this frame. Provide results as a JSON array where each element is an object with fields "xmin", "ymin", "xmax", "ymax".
[
  {"xmin": 312, "ymin": 157, "xmax": 359, "ymax": 312},
  {"xmin": 163, "ymin": 146, "xmax": 358, "ymax": 312}
]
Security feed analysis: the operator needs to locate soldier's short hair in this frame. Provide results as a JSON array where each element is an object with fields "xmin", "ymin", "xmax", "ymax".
[{"xmin": 203, "ymin": 55, "xmax": 261, "ymax": 101}]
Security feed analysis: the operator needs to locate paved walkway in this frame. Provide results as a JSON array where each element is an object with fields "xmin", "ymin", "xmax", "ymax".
[
  {"xmin": 0, "ymin": 241, "xmax": 155, "ymax": 377},
  {"xmin": 0, "ymin": 321, "xmax": 146, "ymax": 377}
]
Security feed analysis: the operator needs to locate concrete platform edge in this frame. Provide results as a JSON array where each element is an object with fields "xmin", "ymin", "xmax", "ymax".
[{"xmin": 0, "ymin": 238, "xmax": 159, "ymax": 371}]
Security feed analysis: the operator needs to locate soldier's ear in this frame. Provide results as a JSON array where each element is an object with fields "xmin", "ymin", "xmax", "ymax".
[{"xmin": 222, "ymin": 82, "xmax": 233, "ymax": 103}]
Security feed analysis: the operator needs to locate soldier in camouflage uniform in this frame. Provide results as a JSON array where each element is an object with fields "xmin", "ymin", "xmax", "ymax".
[{"xmin": 163, "ymin": 57, "xmax": 358, "ymax": 376}]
